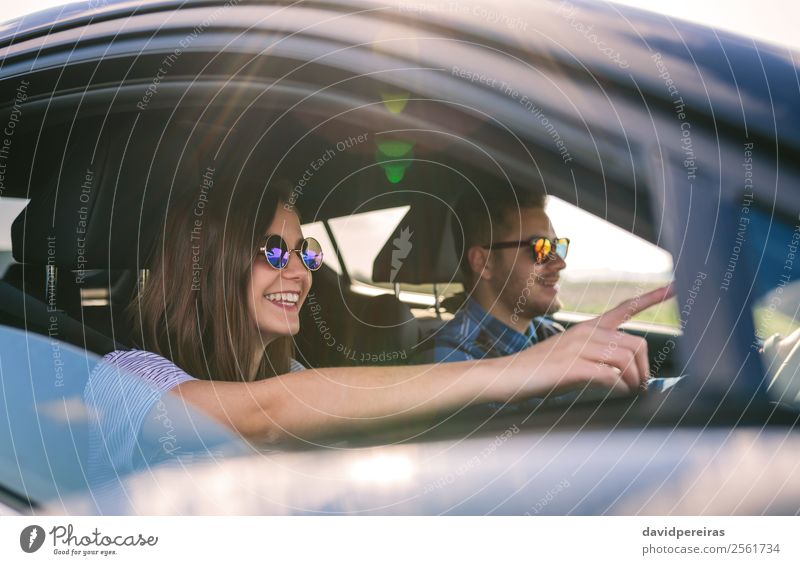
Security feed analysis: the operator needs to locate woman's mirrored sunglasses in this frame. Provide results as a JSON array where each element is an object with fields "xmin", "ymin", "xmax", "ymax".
[{"xmin": 260, "ymin": 234, "xmax": 324, "ymax": 271}]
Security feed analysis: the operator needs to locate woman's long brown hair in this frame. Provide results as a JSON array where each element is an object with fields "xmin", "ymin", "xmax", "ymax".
[{"xmin": 132, "ymin": 177, "xmax": 294, "ymax": 381}]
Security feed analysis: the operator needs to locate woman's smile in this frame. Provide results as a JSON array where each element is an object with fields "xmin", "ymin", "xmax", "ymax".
[{"xmin": 263, "ymin": 291, "xmax": 301, "ymax": 311}]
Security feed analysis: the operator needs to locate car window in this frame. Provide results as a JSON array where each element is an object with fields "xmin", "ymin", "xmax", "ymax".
[
  {"xmin": 328, "ymin": 206, "xmax": 409, "ymax": 282},
  {"xmin": 755, "ymin": 281, "xmax": 800, "ymax": 340},
  {"xmin": 327, "ymin": 205, "xmax": 464, "ymax": 303},
  {"xmin": 749, "ymin": 208, "xmax": 800, "ymax": 341},
  {"xmin": 758, "ymin": 281, "xmax": 800, "ymax": 409},
  {"xmin": 0, "ymin": 197, "xmax": 27, "ymax": 274},
  {"xmin": 546, "ymin": 197, "xmax": 679, "ymax": 327},
  {"xmin": 319, "ymin": 199, "xmax": 678, "ymax": 318},
  {"xmin": 744, "ymin": 207, "xmax": 800, "ymax": 407}
]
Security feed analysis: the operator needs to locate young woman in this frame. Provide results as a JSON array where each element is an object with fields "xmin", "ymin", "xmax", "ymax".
[{"xmin": 107, "ymin": 180, "xmax": 672, "ymax": 443}]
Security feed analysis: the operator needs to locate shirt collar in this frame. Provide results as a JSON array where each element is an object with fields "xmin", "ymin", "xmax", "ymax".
[{"xmin": 463, "ymin": 297, "xmax": 539, "ymax": 355}]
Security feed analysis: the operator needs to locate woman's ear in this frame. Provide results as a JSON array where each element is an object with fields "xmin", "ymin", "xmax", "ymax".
[{"xmin": 467, "ymin": 245, "xmax": 492, "ymax": 281}]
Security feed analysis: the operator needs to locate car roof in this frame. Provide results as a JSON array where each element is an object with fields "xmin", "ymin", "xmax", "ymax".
[{"xmin": 2, "ymin": 0, "xmax": 798, "ymax": 149}]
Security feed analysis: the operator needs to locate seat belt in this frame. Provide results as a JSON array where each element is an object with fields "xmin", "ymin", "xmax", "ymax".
[{"xmin": 0, "ymin": 281, "xmax": 118, "ymax": 355}]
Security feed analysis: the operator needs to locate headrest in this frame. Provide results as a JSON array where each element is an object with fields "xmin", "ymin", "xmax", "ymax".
[
  {"xmin": 11, "ymin": 115, "xmax": 228, "ymax": 270},
  {"xmin": 353, "ymin": 293, "xmax": 420, "ymax": 363},
  {"xmin": 372, "ymin": 197, "xmax": 463, "ymax": 285}
]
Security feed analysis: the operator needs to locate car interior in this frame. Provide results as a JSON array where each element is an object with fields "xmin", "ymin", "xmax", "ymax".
[
  {"xmin": 7, "ymin": 45, "xmax": 798, "ymax": 444},
  {"xmin": 0, "ymin": 95, "xmax": 687, "ymax": 426}
]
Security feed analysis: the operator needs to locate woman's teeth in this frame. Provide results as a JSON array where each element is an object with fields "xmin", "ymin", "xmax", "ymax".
[{"xmin": 264, "ymin": 292, "xmax": 300, "ymax": 305}]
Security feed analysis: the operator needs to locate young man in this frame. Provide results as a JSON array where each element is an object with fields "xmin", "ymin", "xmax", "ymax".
[
  {"xmin": 416, "ymin": 189, "xmax": 680, "ymax": 404},
  {"xmin": 424, "ymin": 189, "xmax": 568, "ymax": 362}
]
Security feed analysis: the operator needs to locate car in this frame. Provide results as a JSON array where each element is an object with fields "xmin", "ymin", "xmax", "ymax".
[{"xmin": 0, "ymin": 0, "xmax": 798, "ymax": 515}]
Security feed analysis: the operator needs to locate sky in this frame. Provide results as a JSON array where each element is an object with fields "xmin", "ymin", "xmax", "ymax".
[
  {"xmin": 0, "ymin": 0, "xmax": 796, "ymax": 277},
  {"xmin": 2, "ymin": 0, "xmax": 797, "ymax": 50},
  {"xmin": 610, "ymin": 0, "xmax": 800, "ymax": 51}
]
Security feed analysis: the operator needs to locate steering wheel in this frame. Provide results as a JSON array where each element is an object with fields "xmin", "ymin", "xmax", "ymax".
[{"xmin": 764, "ymin": 328, "xmax": 800, "ymax": 405}]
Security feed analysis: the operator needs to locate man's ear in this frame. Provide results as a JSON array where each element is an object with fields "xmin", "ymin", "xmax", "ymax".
[{"xmin": 467, "ymin": 245, "xmax": 492, "ymax": 281}]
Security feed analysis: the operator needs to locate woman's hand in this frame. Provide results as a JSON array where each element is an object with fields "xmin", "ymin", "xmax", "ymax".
[{"xmin": 498, "ymin": 284, "xmax": 675, "ymax": 402}]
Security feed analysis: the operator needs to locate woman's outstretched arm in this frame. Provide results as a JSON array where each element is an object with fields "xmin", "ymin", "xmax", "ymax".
[{"xmin": 173, "ymin": 285, "xmax": 673, "ymax": 442}]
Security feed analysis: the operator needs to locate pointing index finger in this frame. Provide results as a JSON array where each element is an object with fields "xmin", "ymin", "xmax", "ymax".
[{"xmin": 597, "ymin": 283, "xmax": 675, "ymax": 329}]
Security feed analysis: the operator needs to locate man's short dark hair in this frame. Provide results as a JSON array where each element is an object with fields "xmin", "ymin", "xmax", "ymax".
[{"xmin": 451, "ymin": 188, "xmax": 546, "ymax": 285}]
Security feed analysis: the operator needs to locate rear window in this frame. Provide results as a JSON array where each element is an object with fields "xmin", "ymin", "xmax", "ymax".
[
  {"xmin": 328, "ymin": 206, "xmax": 409, "ymax": 282},
  {"xmin": 0, "ymin": 197, "xmax": 27, "ymax": 274},
  {"xmin": 326, "ymin": 205, "xmax": 464, "ymax": 301}
]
